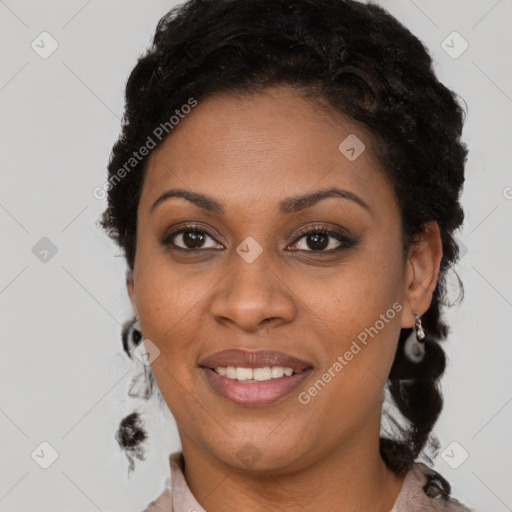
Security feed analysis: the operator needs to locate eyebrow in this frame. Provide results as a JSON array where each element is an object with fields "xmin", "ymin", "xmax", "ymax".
[{"xmin": 150, "ymin": 187, "xmax": 370, "ymax": 215}]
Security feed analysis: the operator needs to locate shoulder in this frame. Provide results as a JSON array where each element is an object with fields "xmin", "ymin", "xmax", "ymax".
[
  {"xmin": 392, "ymin": 461, "xmax": 473, "ymax": 512},
  {"xmin": 140, "ymin": 483, "xmax": 173, "ymax": 512},
  {"xmin": 141, "ymin": 491, "xmax": 172, "ymax": 512},
  {"xmin": 140, "ymin": 452, "xmax": 185, "ymax": 512}
]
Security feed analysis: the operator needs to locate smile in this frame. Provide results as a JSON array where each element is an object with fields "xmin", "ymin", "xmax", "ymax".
[
  {"xmin": 202, "ymin": 367, "xmax": 313, "ymax": 406},
  {"xmin": 199, "ymin": 349, "xmax": 314, "ymax": 406}
]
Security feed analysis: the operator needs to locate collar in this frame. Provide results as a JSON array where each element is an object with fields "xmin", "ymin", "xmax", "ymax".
[{"xmin": 143, "ymin": 452, "xmax": 471, "ymax": 511}]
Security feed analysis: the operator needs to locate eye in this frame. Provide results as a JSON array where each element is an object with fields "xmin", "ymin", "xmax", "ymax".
[
  {"xmin": 162, "ymin": 225, "xmax": 223, "ymax": 251},
  {"xmin": 162, "ymin": 224, "xmax": 355, "ymax": 253},
  {"xmin": 288, "ymin": 226, "xmax": 355, "ymax": 253}
]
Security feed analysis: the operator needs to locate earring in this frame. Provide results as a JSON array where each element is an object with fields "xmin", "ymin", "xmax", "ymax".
[
  {"xmin": 126, "ymin": 317, "xmax": 153, "ymax": 399},
  {"xmin": 412, "ymin": 309, "xmax": 425, "ymax": 340},
  {"xmin": 404, "ymin": 309, "xmax": 426, "ymax": 363}
]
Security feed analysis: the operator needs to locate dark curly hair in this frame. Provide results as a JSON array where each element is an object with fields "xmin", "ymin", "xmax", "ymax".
[{"xmin": 103, "ymin": 0, "xmax": 467, "ymax": 476}]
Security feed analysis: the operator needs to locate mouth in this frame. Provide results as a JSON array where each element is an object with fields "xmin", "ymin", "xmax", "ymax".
[{"xmin": 199, "ymin": 349, "xmax": 314, "ymax": 406}]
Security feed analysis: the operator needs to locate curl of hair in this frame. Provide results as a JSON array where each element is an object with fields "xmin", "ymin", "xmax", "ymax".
[
  {"xmin": 115, "ymin": 411, "xmax": 147, "ymax": 474},
  {"xmin": 103, "ymin": 0, "xmax": 467, "ymax": 475}
]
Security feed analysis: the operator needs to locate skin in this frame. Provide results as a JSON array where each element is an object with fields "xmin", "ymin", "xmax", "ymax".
[{"xmin": 127, "ymin": 85, "xmax": 443, "ymax": 512}]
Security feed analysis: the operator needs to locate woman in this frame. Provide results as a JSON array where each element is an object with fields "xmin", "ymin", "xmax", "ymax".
[{"xmin": 101, "ymin": 0, "xmax": 472, "ymax": 510}]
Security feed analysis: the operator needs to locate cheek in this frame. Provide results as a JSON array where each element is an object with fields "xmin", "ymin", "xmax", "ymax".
[
  {"xmin": 303, "ymin": 250, "xmax": 404, "ymax": 337},
  {"xmin": 299, "ymin": 246, "xmax": 405, "ymax": 391},
  {"xmin": 133, "ymin": 260, "xmax": 198, "ymax": 365},
  {"xmin": 135, "ymin": 242, "xmax": 201, "ymax": 321},
  {"xmin": 134, "ymin": 264, "xmax": 204, "ymax": 417}
]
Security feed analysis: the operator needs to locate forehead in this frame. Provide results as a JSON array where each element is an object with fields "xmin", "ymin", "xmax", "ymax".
[{"xmin": 141, "ymin": 86, "xmax": 395, "ymax": 217}]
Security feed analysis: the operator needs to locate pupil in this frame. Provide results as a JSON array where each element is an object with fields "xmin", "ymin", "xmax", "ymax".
[
  {"xmin": 184, "ymin": 230, "xmax": 204, "ymax": 248},
  {"xmin": 308, "ymin": 233, "xmax": 328, "ymax": 250}
]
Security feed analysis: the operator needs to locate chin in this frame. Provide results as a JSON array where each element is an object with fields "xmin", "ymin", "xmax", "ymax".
[{"xmin": 205, "ymin": 430, "xmax": 311, "ymax": 473}]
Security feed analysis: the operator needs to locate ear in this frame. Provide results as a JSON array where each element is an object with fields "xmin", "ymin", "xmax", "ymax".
[
  {"xmin": 401, "ymin": 221, "xmax": 443, "ymax": 329},
  {"xmin": 126, "ymin": 268, "xmax": 138, "ymax": 317}
]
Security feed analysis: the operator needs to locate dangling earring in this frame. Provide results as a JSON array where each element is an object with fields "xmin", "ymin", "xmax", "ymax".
[
  {"xmin": 126, "ymin": 317, "xmax": 153, "ymax": 399},
  {"xmin": 404, "ymin": 309, "xmax": 426, "ymax": 363},
  {"xmin": 413, "ymin": 309, "xmax": 425, "ymax": 340}
]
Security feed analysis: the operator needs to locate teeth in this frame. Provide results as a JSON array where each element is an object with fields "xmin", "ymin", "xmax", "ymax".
[
  {"xmin": 253, "ymin": 367, "xmax": 272, "ymax": 381},
  {"xmin": 214, "ymin": 366, "xmax": 297, "ymax": 381},
  {"xmin": 236, "ymin": 367, "xmax": 253, "ymax": 380},
  {"xmin": 271, "ymin": 366, "xmax": 284, "ymax": 378}
]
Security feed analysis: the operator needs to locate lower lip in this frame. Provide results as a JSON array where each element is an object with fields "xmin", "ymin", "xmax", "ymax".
[{"xmin": 202, "ymin": 367, "xmax": 313, "ymax": 406}]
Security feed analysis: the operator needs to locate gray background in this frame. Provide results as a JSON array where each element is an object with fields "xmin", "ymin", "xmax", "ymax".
[{"xmin": 1, "ymin": 1, "xmax": 511, "ymax": 511}]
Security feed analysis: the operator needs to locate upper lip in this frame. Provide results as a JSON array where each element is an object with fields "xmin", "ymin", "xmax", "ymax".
[{"xmin": 199, "ymin": 349, "xmax": 313, "ymax": 371}]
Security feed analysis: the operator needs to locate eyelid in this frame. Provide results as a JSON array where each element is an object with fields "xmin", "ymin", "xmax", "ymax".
[
  {"xmin": 161, "ymin": 223, "xmax": 222, "ymax": 249},
  {"xmin": 288, "ymin": 225, "xmax": 355, "ymax": 252},
  {"xmin": 292, "ymin": 223, "xmax": 352, "ymax": 241}
]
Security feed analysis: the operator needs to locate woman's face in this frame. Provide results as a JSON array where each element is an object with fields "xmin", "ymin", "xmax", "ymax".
[{"xmin": 128, "ymin": 86, "xmax": 434, "ymax": 472}]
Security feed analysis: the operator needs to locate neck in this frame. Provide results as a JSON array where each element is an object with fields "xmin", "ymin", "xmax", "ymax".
[{"xmin": 179, "ymin": 423, "xmax": 406, "ymax": 512}]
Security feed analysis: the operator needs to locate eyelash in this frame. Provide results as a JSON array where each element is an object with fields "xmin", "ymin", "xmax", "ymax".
[{"xmin": 162, "ymin": 223, "xmax": 355, "ymax": 254}]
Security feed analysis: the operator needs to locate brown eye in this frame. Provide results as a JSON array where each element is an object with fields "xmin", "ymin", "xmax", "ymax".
[
  {"xmin": 180, "ymin": 230, "xmax": 208, "ymax": 249},
  {"xmin": 289, "ymin": 228, "xmax": 354, "ymax": 253},
  {"xmin": 163, "ymin": 226, "xmax": 223, "ymax": 251},
  {"xmin": 304, "ymin": 232, "xmax": 329, "ymax": 250}
]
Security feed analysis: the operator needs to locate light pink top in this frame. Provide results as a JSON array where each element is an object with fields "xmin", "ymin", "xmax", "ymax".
[{"xmin": 143, "ymin": 452, "xmax": 472, "ymax": 511}]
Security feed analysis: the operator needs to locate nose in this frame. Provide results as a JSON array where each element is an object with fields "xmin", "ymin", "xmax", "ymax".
[{"xmin": 209, "ymin": 251, "xmax": 296, "ymax": 333}]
